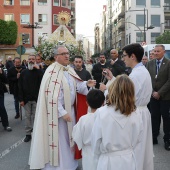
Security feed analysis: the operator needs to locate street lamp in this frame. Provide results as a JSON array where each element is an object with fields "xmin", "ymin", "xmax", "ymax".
[
  {"xmin": 127, "ymin": 8, "xmax": 155, "ymax": 42},
  {"xmin": 23, "ymin": 22, "xmax": 42, "ymax": 47},
  {"xmin": 114, "ymin": 19, "xmax": 144, "ymax": 46}
]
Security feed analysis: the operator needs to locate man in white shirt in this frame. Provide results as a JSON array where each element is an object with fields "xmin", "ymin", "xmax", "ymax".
[
  {"xmin": 100, "ymin": 43, "xmax": 154, "ymax": 170},
  {"xmin": 121, "ymin": 43, "xmax": 153, "ymax": 170}
]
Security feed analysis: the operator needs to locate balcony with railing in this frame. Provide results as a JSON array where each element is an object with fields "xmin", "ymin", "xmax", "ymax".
[
  {"xmin": 117, "ymin": 18, "xmax": 125, "ymax": 29},
  {"xmin": 165, "ymin": 18, "xmax": 170, "ymax": 30},
  {"xmin": 118, "ymin": 5, "xmax": 125, "ymax": 18}
]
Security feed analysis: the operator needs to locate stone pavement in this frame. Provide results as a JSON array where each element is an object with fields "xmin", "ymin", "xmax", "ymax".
[{"xmin": 0, "ymin": 93, "xmax": 170, "ymax": 170}]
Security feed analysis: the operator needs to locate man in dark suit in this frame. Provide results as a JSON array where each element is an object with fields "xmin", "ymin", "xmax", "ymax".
[
  {"xmin": 108, "ymin": 49, "xmax": 126, "ymax": 76},
  {"xmin": 7, "ymin": 57, "xmax": 25, "ymax": 119},
  {"xmin": 92, "ymin": 53, "xmax": 109, "ymax": 89},
  {"xmin": 146, "ymin": 44, "xmax": 170, "ymax": 150},
  {"xmin": 74, "ymin": 56, "xmax": 91, "ymax": 81}
]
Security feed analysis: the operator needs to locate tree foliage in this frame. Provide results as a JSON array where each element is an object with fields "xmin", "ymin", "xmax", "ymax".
[
  {"xmin": 0, "ymin": 19, "xmax": 18, "ymax": 45},
  {"xmin": 156, "ymin": 31, "xmax": 170, "ymax": 44}
]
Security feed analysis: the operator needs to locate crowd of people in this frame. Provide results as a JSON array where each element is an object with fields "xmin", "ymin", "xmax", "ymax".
[{"xmin": 0, "ymin": 43, "xmax": 170, "ymax": 170}]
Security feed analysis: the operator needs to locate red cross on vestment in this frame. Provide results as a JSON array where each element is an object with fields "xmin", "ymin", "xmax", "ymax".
[
  {"xmin": 49, "ymin": 100, "xmax": 56, "ymax": 107},
  {"xmin": 49, "ymin": 121, "xmax": 57, "ymax": 128},
  {"xmin": 52, "ymin": 80, "xmax": 60, "ymax": 85},
  {"xmin": 45, "ymin": 90, "xmax": 51, "ymax": 95},
  {"xmin": 49, "ymin": 142, "xmax": 57, "ymax": 150},
  {"xmin": 49, "ymin": 70, "xmax": 56, "ymax": 75}
]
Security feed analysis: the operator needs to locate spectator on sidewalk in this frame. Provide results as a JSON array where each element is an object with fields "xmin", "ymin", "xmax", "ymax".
[
  {"xmin": 92, "ymin": 53, "xmax": 109, "ymax": 89},
  {"xmin": 35, "ymin": 54, "xmax": 44, "ymax": 70},
  {"xmin": 146, "ymin": 44, "xmax": 170, "ymax": 150},
  {"xmin": 18, "ymin": 54, "xmax": 43, "ymax": 142},
  {"xmin": 0, "ymin": 67, "xmax": 12, "ymax": 132},
  {"xmin": 142, "ymin": 56, "xmax": 148, "ymax": 66},
  {"xmin": 0, "ymin": 59, "xmax": 4, "ymax": 68},
  {"xmin": 7, "ymin": 57, "xmax": 25, "ymax": 119},
  {"xmin": 108, "ymin": 49, "xmax": 126, "ymax": 77},
  {"xmin": 22, "ymin": 59, "xmax": 28, "ymax": 68},
  {"xmin": 85, "ymin": 59, "xmax": 93, "ymax": 76},
  {"xmin": 6, "ymin": 56, "xmax": 14, "ymax": 71},
  {"xmin": 149, "ymin": 49, "xmax": 155, "ymax": 60},
  {"xmin": 74, "ymin": 56, "xmax": 92, "ymax": 81}
]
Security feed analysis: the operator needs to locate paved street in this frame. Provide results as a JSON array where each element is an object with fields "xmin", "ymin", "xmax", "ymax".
[{"xmin": 0, "ymin": 93, "xmax": 170, "ymax": 170}]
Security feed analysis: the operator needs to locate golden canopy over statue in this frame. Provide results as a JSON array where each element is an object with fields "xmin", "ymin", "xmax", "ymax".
[
  {"xmin": 57, "ymin": 11, "xmax": 71, "ymax": 26},
  {"xmin": 47, "ymin": 11, "xmax": 77, "ymax": 46}
]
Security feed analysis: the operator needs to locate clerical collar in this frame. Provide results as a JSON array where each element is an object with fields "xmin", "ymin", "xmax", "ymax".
[{"xmin": 63, "ymin": 66, "xmax": 69, "ymax": 71}]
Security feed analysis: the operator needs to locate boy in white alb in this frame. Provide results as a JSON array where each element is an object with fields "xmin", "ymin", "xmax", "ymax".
[{"xmin": 72, "ymin": 89, "xmax": 105, "ymax": 170}]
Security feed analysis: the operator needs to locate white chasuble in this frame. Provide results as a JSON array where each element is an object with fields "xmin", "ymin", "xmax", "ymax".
[{"xmin": 29, "ymin": 62, "xmax": 88, "ymax": 170}]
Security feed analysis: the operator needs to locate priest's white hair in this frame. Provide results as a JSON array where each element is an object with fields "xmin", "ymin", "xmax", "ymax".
[{"xmin": 53, "ymin": 45, "xmax": 67, "ymax": 55}]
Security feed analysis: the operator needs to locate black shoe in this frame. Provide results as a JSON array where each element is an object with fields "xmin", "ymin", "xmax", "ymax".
[
  {"xmin": 164, "ymin": 141, "xmax": 170, "ymax": 151},
  {"xmin": 15, "ymin": 114, "xmax": 20, "ymax": 119},
  {"xmin": 4, "ymin": 126, "xmax": 12, "ymax": 132},
  {"xmin": 24, "ymin": 135, "xmax": 31, "ymax": 142},
  {"xmin": 153, "ymin": 139, "xmax": 158, "ymax": 145}
]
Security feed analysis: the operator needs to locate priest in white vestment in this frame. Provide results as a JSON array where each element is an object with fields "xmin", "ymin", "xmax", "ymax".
[
  {"xmin": 29, "ymin": 45, "xmax": 96, "ymax": 170},
  {"xmin": 92, "ymin": 75, "xmax": 143, "ymax": 170},
  {"xmin": 72, "ymin": 89, "xmax": 105, "ymax": 170}
]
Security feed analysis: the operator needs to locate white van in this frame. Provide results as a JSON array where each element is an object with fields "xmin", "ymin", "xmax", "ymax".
[{"xmin": 142, "ymin": 44, "xmax": 170, "ymax": 60}]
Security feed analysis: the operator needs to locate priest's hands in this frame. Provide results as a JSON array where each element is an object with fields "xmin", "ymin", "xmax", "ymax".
[
  {"xmin": 62, "ymin": 113, "xmax": 72, "ymax": 122},
  {"xmin": 102, "ymin": 69, "xmax": 113, "ymax": 80},
  {"xmin": 99, "ymin": 83, "xmax": 107, "ymax": 92},
  {"xmin": 87, "ymin": 80, "xmax": 96, "ymax": 87}
]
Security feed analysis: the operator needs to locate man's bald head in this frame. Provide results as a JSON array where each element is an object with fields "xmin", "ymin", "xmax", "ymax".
[{"xmin": 110, "ymin": 49, "xmax": 119, "ymax": 60}]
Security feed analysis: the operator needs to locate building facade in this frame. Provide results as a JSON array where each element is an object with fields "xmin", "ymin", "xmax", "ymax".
[
  {"xmin": 0, "ymin": 0, "xmax": 76, "ymax": 60},
  {"xmin": 0, "ymin": 0, "xmax": 34, "ymax": 60},
  {"xmin": 98, "ymin": 0, "xmax": 170, "ymax": 52},
  {"xmin": 94, "ymin": 23, "xmax": 100, "ymax": 54}
]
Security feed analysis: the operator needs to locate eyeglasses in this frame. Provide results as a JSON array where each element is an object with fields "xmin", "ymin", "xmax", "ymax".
[
  {"xmin": 56, "ymin": 52, "xmax": 70, "ymax": 56},
  {"xmin": 122, "ymin": 54, "xmax": 128, "ymax": 57}
]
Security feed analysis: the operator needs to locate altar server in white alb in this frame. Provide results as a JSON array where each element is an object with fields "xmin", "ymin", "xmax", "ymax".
[
  {"xmin": 72, "ymin": 89, "xmax": 105, "ymax": 170},
  {"xmin": 91, "ymin": 74, "xmax": 143, "ymax": 170},
  {"xmin": 122, "ymin": 43, "xmax": 154, "ymax": 170},
  {"xmin": 28, "ymin": 45, "xmax": 96, "ymax": 170}
]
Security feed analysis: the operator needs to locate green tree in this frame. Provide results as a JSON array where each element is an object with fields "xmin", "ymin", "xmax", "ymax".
[
  {"xmin": 0, "ymin": 19, "xmax": 17, "ymax": 45},
  {"xmin": 156, "ymin": 31, "xmax": 170, "ymax": 44}
]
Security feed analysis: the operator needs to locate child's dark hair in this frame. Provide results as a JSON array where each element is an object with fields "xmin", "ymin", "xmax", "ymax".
[{"xmin": 86, "ymin": 89, "xmax": 105, "ymax": 109}]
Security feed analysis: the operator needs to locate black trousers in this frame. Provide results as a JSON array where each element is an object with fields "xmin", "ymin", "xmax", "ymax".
[
  {"xmin": 0, "ymin": 93, "xmax": 9, "ymax": 127},
  {"xmin": 150, "ymin": 97, "xmax": 170, "ymax": 142}
]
